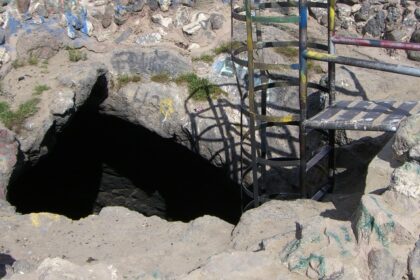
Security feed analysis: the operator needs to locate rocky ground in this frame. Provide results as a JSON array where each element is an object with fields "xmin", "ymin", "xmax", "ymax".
[
  {"xmin": 0, "ymin": 131, "xmax": 418, "ymax": 279},
  {"xmin": 0, "ymin": 0, "xmax": 418, "ymax": 279}
]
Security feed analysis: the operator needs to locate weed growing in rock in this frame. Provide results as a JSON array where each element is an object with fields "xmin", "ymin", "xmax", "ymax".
[
  {"xmin": 151, "ymin": 73, "xmax": 171, "ymax": 84},
  {"xmin": 0, "ymin": 101, "xmax": 8, "ymax": 115},
  {"xmin": 115, "ymin": 74, "xmax": 142, "ymax": 90},
  {"xmin": 33, "ymin": 84, "xmax": 50, "ymax": 96},
  {"xmin": 192, "ymin": 54, "xmax": 216, "ymax": 64},
  {"xmin": 175, "ymin": 73, "xmax": 226, "ymax": 101},
  {"xmin": 68, "ymin": 49, "xmax": 88, "ymax": 62},
  {"xmin": 309, "ymin": 62, "xmax": 324, "ymax": 74},
  {"xmin": 213, "ymin": 41, "xmax": 243, "ymax": 55},
  {"xmin": 12, "ymin": 59, "xmax": 25, "ymax": 69},
  {"xmin": 40, "ymin": 60, "xmax": 49, "ymax": 68},
  {"xmin": 274, "ymin": 46, "xmax": 299, "ymax": 58},
  {"xmin": 28, "ymin": 54, "xmax": 39, "ymax": 65},
  {"xmin": 0, "ymin": 98, "xmax": 40, "ymax": 130},
  {"xmin": 307, "ymin": 61, "xmax": 325, "ymax": 76},
  {"xmin": 191, "ymin": 41, "xmax": 242, "ymax": 65}
]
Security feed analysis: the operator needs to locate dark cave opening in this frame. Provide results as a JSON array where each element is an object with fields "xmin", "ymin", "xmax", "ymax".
[{"xmin": 7, "ymin": 78, "xmax": 241, "ymax": 224}]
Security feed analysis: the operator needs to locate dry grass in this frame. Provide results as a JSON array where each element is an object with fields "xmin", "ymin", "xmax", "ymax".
[
  {"xmin": 68, "ymin": 49, "xmax": 88, "ymax": 62},
  {"xmin": 151, "ymin": 73, "xmax": 171, "ymax": 84},
  {"xmin": 33, "ymin": 84, "xmax": 50, "ymax": 96},
  {"xmin": 0, "ymin": 98, "xmax": 40, "ymax": 130},
  {"xmin": 115, "ymin": 74, "xmax": 142, "ymax": 90},
  {"xmin": 175, "ymin": 73, "xmax": 226, "ymax": 101}
]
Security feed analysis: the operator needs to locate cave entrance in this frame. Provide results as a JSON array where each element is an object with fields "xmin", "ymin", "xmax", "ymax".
[{"xmin": 7, "ymin": 80, "xmax": 241, "ymax": 224}]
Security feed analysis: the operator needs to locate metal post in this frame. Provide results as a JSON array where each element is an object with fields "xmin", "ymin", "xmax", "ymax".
[
  {"xmin": 244, "ymin": 0, "xmax": 260, "ymax": 207},
  {"xmin": 327, "ymin": 0, "xmax": 336, "ymax": 192},
  {"xmin": 299, "ymin": 0, "xmax": 308, "ymax": 198},
  {"xmin": 255, "ymin": 0, "xmax": 268, "ymax": 197}
]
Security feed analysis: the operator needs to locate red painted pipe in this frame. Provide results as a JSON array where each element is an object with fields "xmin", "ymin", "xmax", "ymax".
[{"xmin": 332, "ymin": 36, "xmax": 420, "ymax": 51}]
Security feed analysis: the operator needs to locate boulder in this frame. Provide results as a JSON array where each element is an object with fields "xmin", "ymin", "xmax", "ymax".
[
  {"xmin": 148, "ymin": 0, "xmax": 159, "ymax": 10},
  {"xmin": 0, "ymin": 29, "xmax": 5, "ymax": 45},
  {"xmin": 182, "ymin": 251, "xmax": 306, "ymax": 280},
  {"xmin": 174, "ymin": 6, "xmax": 190, "ymax": 27},
  {"xmin": 353, "ymin": 194, "xmax": 418, "ymax": 247},
  {"xmin": 151, "ymin": 14, "xmax": 173, "ymax": 28},
  {"xmin": 102, "ymin": 4, "xmax": 114, "ymax": 28},
  {"xmin": 393, "ymin": 113, "xmax": 420, "ymax": 161},
  {"xmin": 383, "ymin": 29, "xmax": 406, "ymax": 41},
  {"xmin": 408, "ymin": 239, "xmax": 420, "ymax": 280},
  {"xmin": 389, "ymin": 161, "xmax": 420, "ymax": 199},
  {"xmin": 230, "ymin": 199, "xmax": 335, "ymax": 251},
  {"xmin": 16, "ymin": 29, "xmax": 61, "ymax": 60},
  {"xmin": 415, "ymin": 8, "xmax": 420, "ymax": 21},
  {"xmin": 8, "ymin": 258, "xmax": 118, "ymax": 280},
  {"xmin": 158, "ymin": 0, "xmax": 171, "ymax": 12},
  {"xmin": 337, "ymin": 3, "xmax": 352, "ymax": 19},
  {"xmin": 0, "ymin": 127, "xmax": 18, "ymax": 200},
  {"xmin": 363, "ymin": 10, "xmax": 386, "ymax": 37},
  {"xmin": 309, "ymin": 7, "xmax": 327, "ymax": 21},
  {"xmin": 127, "ymin": 0, "xmax": 146, "ymax": 12},
  {"xmin": 16, "ymin": 0, "xmax": 30, "ymax": 14},
  {"xmin": 209, "ymin": 13, "xmax": 225, "ymax": 30},
  {"xmin": 111, "ymin": 49, "xmax": 191, "ymax": 77},
  {"xmin": 114, "ymin": 6, "xmax": 129, "ymax": 25},
  {"xmin": 182, "ymin": 12, "xmax": 210, "ymax": 35},
  {"xmin": 354, "ymin": 2, "xmax": 371, "ymax": 22},
  {"xmin": 385, "ymin": 6, "xmax": 401, "ymax": 32},
  {"xmin": 0, "ymin": 47, "xmax": 9, "ymax": 65},
  {"xmin": 17, "ymin": 63, "xmax": 108, "ymax": 164},
  {"xmin": 135, "ymin": 32, "xmax": 162, "ymax": 46},
  {"xmin": 407, "ymin": 30, "xmax": 420, "ymax": 61},
  {"xmin": 368, "ymin": 249, "xmax": 405, "ymax": 280}
]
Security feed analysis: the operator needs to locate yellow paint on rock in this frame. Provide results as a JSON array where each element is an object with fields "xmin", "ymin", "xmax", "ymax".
[
  {"xmin": 159, "ymin": 98, "xmax": 175, "ymax": 120},
  {"xmin": 30, "ymin": 213, "xmax": 60, "ymax": 227}
]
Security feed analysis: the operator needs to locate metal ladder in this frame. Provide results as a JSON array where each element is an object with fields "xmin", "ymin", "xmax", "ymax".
[{"xmin": 232, "ymin": 0, "xmax": 420, "ymax": 210}]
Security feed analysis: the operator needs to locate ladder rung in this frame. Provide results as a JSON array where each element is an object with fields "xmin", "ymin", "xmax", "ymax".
[
  {"xmin": 257, "ymin": 157, "xmax": 300, "ymax": 168},
  {"xmin": 306, "ymin": 145, "xmax": 332, "ymax": 172},
  {"xmin": 251, "ymin": 15, "xmax": 299, "ymax": 24},
  {"xmin": 311, "ymin": 183, "xmax": 332, "ymax": 201},
  {"xmin": 304, "ymin": 50, "xmax": 420, "ymax": 77}
]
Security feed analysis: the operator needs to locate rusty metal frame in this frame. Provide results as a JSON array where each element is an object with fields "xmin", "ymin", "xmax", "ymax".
[
  {"xmin": 232, "ymin": 0, "xmax": 327, "ymax": 209},
  {"xmin": 299, "ymin": 0, "xmax": 420, "ymax": 197},
  {"xmin": 233, "ymin": 0, "xmax": 420, "ymax": 209}
]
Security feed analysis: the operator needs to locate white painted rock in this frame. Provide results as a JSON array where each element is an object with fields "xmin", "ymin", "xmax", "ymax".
[
  {"xmin": 158, "ymin": 0, "xmax": 171, "ymax": 12},
  {"xmin": 151, "ymin": 14, "xmax": 173, "ymax": 28},
  {"xmin": 390, "ymin": 161, "xmax": 420, "ymax": 199},
  {"xmin": 182, "ymin": 12, "xmax": 210, "ymax": 35}
]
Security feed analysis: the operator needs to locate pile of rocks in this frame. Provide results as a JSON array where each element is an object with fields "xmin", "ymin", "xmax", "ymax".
[
  {"xmin": 0, "ymin": 0, "xmax": 227, "ymax": 48},
  {"xmin": 310, "ymin": 0, "xmax": 420, "ymax": 60}
]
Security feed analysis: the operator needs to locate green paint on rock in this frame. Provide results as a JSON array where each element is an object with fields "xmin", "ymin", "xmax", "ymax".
[
  {"xmin": 340, "ymin": 226, "xmax": 352, "ymax": 242},
  {"xmin": 356, "ymin": 203, "xmax": 395, "ymax": 247},
  {"xmin": 281, "ymin": 239, "xmax": 301, "ymax": 262},
  {"xmin": 326, "ymin": 230, "xmax": 349, "ymax": 257},
  {"xmin": 290, "ymin": 253, "xmax": 326, "ymax": 278}
]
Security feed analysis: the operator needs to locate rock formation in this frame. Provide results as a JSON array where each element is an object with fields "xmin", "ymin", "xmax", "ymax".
[{"xmin": 0, "ymin": 0, "xmax": 417, "ymax": 279}]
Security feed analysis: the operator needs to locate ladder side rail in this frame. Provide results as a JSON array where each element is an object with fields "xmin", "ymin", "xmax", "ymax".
[
  {"xmin": 244, "ymin": 0, "xmax": 261, "ymax": 207},
  {"xmin": 327, "ymin": 0, "xmax": 337, "ymax": 193},
  {"xmin": 299, "ymin": 0, "xmax": 309, "ymax": 198}
]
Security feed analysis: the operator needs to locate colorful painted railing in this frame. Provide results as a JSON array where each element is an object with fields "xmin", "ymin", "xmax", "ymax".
[{"xmin": 298, "ymin": 0, "xmax": 420, "ymax": 198}]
